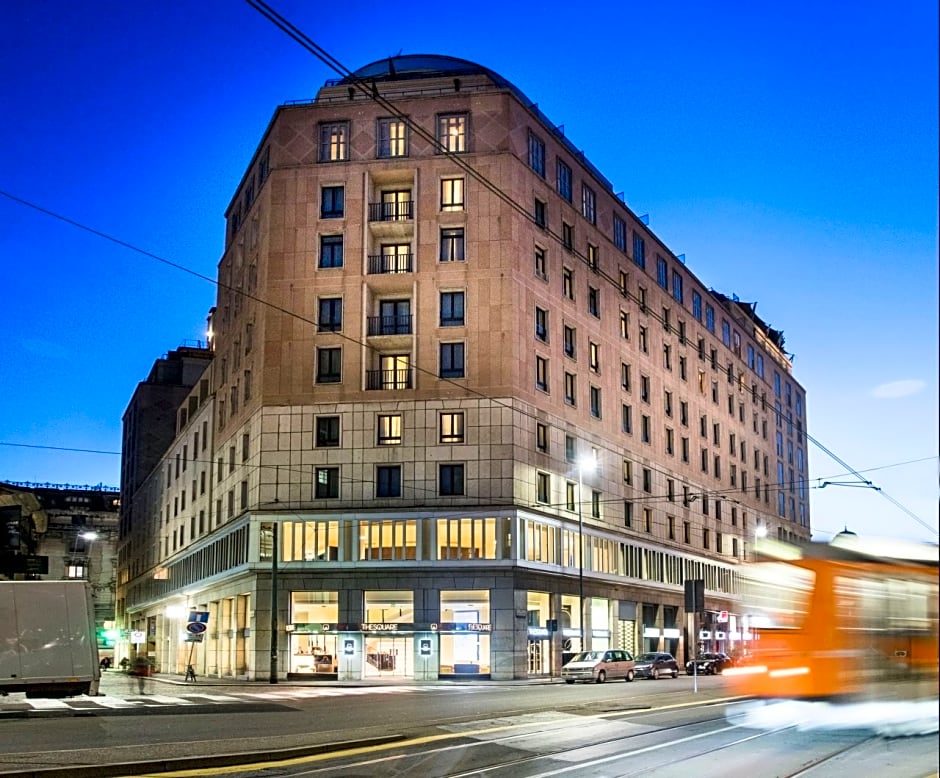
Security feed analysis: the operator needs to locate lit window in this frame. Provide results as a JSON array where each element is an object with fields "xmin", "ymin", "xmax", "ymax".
[
  {"xmin": 377, "ymin": 117, "xmax": 408, "ymax": 158},
  {"xmin": 438, "ymin": 113, "xmax": 467, "ymax": 153},
  {"xmin": 441, "ymin": 178, "xmax": 464, "ymax": 211},
  {"xmin": 377, "ymin": 414, "xmax": 402, "ymax": 445},
  {"xmin": 440, "ymin": 412, "xmax": 465, "ymax": 443},
  {"xmin": 318, "ymin": 121, "xmax": 348, "ymax": 162}
]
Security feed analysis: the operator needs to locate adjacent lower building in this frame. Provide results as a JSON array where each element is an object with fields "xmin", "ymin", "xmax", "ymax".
[{"xmin": 116, "ymin": 55, "xmax": 811, "ymax": 681}]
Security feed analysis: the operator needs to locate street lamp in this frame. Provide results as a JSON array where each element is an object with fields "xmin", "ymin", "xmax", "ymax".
[{"xmin": 576, "ymin": 455, "xmax": 596, "ymax": 651}]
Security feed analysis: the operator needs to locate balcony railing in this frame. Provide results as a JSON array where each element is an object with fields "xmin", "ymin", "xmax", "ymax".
[
  {"xmin": 369, "ymin": 201, "xmax": 414, "ymax": 222},
  {"xmin": 366, "ymin": 368, "xmax": 414, "ymax": 390},
  {"xmin": 367, "ymin": 315, "xmax": 413, "ymax": 336},
  {"xmin": 367, "ymin": 254, "xmax": 413, "ymax": 274}
]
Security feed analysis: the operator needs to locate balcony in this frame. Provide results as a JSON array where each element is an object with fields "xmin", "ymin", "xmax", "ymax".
[
  {"xmin": 369, "ymin": 201, "xmax": 413, "ymax": 222},
  {"xmin": 366, "ymin": 368, "xmax": 414, "ymax": 390},
  {"xmin": 367, "ymin": 315, "xmax": 413, "ymax": 336},
  {"xmin": 368, "ymin": 254, "xmax": 413, "ymax": 274}
]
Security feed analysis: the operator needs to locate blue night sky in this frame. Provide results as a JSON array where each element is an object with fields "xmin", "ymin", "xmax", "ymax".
[{"xmin": 1, "ymin": 1, "xmax": 937, "ymax": 543}]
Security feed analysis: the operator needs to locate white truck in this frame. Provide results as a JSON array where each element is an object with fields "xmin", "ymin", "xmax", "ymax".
[{"xmin": 0, "ymin": 580, "xmax": 100, "ymax": 698}]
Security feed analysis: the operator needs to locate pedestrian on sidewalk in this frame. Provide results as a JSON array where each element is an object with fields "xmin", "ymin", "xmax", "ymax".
[
  {"xmin": 130, "ymin": 656, "xmax": 149, "ymax": 694},
  {"xmin": 185, "ymin": 664, "xmax": 197, "ymax": 683}
]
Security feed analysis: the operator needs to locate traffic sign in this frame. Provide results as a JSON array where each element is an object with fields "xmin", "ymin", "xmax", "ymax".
[{"xmin": 186, "ymin": 621, "xmax": 207, "ymax": 635}]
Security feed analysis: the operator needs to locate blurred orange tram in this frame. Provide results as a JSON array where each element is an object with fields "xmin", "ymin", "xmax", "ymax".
[{"xmin": 726, "ymin": 533, "xmax": 938, "ymax": 701}]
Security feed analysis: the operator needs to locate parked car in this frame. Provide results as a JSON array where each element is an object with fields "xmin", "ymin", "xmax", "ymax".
[
  {"xmin": 685, "ymin": 652, "xmax": 734, "ymax": 675},
  {"xmin": 562, "ymin": 649, "xmax": 636, "ymax": 683},
  {"xmin": 633, "ymin": 652, "xmax": 679, "ymax": 679}
]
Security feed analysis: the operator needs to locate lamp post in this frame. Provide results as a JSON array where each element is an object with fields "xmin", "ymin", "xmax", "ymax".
[{"xmin": 576, "ymin": 455, "xmax": 596, "ymax": 651}]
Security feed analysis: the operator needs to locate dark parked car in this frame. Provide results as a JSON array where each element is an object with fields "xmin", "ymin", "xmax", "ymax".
[
  {"xmin": 685, "ymin": 651, "xmax": 734, "ymax": 675},
  {"xmin": 633, "ymin": 652, "xmax": 679, "ymax": 679}
]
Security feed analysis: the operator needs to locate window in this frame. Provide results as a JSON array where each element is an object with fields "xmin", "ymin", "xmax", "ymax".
[
  {"xmin": 316, "ymin": 347, "xmax": 341, "ymax": 383},
  {"xmin": 705, "ymin": 304, "xmax": 715, "ymax": 333},
  {"xmin": 623, "ymin": 459, "xmax": 633, "ymax": 485},
  {"xmin": 664, "ymin": 390, "xmax": 673, "ymax": 417},
  {"xmin": 318, "ymin": 121, "xmax": 348, "ymax": 162},
  {"xmin": 638, "ymin": 325, "xmax": 648, "ymax": 354},
  {"xmin": 641, "ymin": 414, "xmax": 651, "ymax": 443},
  {"xmin": 439, "ymin": 464, "xmax": 465, "ymax": 495},
  {"xmin": 314, "ymin": 467, "xmax": 339, "ymax": 498},
  {"xmin": 379, "ymin": 189, "xmax": 411, "ymax": 221},
  {"xmin": 440, "ymin": 342, "xmax": 465, "ymax": 378},
  {"xmin": 535, "ymin": 307, "xmax": 548, "ymax": 341},
  {"xmin": 581, "ymin": 184, "xmax": 596, "ymax": 224},
  {"xmin": 378, "ymin": 117, "xmax": 408, "ymax": 158},
  {"xmin": 534, "ymin": 247, "xmax": 546, "ymax": 279},
  {"xmin": 562, "ymin": 222, "xmax": 573, "ymax": 251},
  {"xmin": 536, "ymin": 422, "xmax": 549, "ymax": 452},
  {"xmin": 565, "ymin": 435, "xmax": 575, "ymax": 462},
  {"xmin": 319, "ymin": 235, "xmax": 344, "ymax": 268},
  {"xmin": 321, "ymin": 185, "xmax": 344, "ymax": 218},
  {"xmin": 588, "ymin": 287, "xmax": 599, "ymax": 317},
  {"xmin": 640, "ymin": 374, "xmax": 651, "ymax": 403},
  {"xmin": 562, "ymin": 267, "xmax": 574, "ymax": 299},
  {"xmin": 377, "ymin": 299, "xmax": 411, "ymax": 335},
  {"xmin": 722, "ymin": 319, "xmax": 732, "ymax": 347},
  {"xmin": 528, "ymin": 131, "xmax": 546, "ymax": 176},
  {"xmin": 672, "ymin": 270, "xmax": 684, "ymax": 303},
  {"xmin": 567, "ymin": 483, "xmax": 577, "ymax": 512},
  {"xmin": 633, "ymin": 232, "xmax": 646, "ymax": 269},
  {"xmin": 563, "ymin": 325, "xmax": 576, "ymax": 358},
  {"xmin": 441, "ymin": 291, "xmax": 465, "ymax": 326},
  {"xmin": 620, "ymin": 310, "xmax": 629, "ymax": 339},
  {"xmin": 536, "ymin": 471, "xmax": 550, "ymax": 503},
  {"xmin": 438, "ymin": 113, "xmax": 467, "ymax": 153},
  {"xmin": 590, "ymin": 386, "xmax": 601, "ymax": 418},
  {"xmin": 376, "ymin": 465, "xmax": 402, "ymax": 497},
  {"xmin": 692, "ymin": 291, "xmax": 702, "ymax": 321},
  {"xmin": 318, "ymin": 297, "xmax": 342, "ymax": 332},
  {"xmin": 441, "ymin": 178, "xmax": 464, "ymax": 211},
  {"xmin": 656, "ymin": 256, "xmax": 668, "ymax": 288},
  {"xmin": 589, "ymin": 341, "xmax": 600, "ymax": 372},
  {"xmin": 440, "ymin": 412, "xmax": 465, "ymax": 443},
  {"xmin": 587, "ymin": 243, "xmax": 598, "ymax": 272},
  {"xmin": 440, "ymin": 228, "xmax": 465, "ymax": 261},
  {"xmin": 556, "ymin": 158, "xmax": 572, "ymax": 201},
  {"xmin": 378, "ymin": 243, "xmax": 411, "ymax": 274},
  {"xmin": 591, "ymin": 491, "xmax": 601, "ymax": 519},
  {"xmin": 534, "ymin": 198, "xmax": 547, "ymax": 228},
  {"xmin": 377, "ymin": 414, "xmax": 402, "ymax": 445},
  {"xmin": 535, "ymin": 355, "xmax": 549, "ymax": 391},
  {"xmin": 622, "ymin": 404, "xmax": 633, "ymax": 434},
  {"xmin": 564, "ymin": 372, "xmax": 576, "ymax": 405},
  {"xmin": 621, "ymin": 362, "xmax": 632, "ymax": 391},
  {"xmin": 613, "ymin": 215, "xmax": 627, "ymax": 251},
  {"xmin": 316, "ymin": 416, "xmax": 340, "ymax": 447}
]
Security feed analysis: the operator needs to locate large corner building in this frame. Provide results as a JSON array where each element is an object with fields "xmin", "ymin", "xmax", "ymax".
[{"xmin": 116, "ymin": 55, "xmax": 810, "ymax": 681}]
